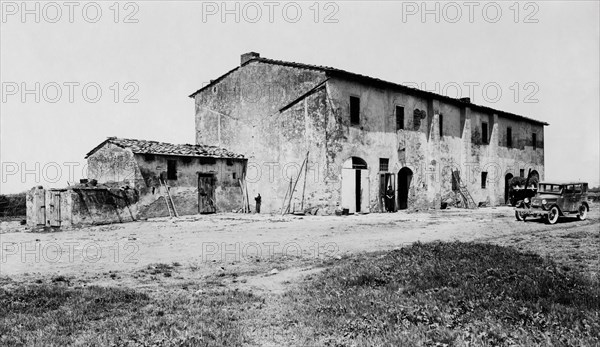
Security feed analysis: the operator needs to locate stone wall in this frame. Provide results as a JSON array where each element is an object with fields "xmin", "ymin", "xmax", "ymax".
[{"xmin": 26, "ymin": 186, "xmax": 139, "ymax": 228}]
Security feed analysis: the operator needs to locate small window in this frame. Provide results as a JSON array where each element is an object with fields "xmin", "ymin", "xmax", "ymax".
[
  {"xmin": 482, "ymin": 122, "xmax": 489, "ymax": 144},
  {"xmin": 481, "ymin": 172, "xmax": 488, "ymax": 189},
  {"xmin": 379, "ymin": 158, "xmax": 389, "ymax": 172},
  {"xmin": 232, "ymin": 172, "xmax": 237, "ymax": 180},
  {"xmin": 507, "ymin": 127, "xmax": 513, "ymax": 148},
  {"xmin": 395, "ymin": 106, "xmax": 404, "ymax": 130},
  {"xmin": 439, "ymin": 114, "xmax": 443, "ymax": 137},
  {"xmin": 520, "ymin": 169, "xmax": 525, "ymax": 178},
  {"xmin": 167, "ymin": 160, "xmax": 177, "ymax": 180},
  {"xmin": 532, "ymin": 133, "xmax": 537, "ymax": 150},
  {"xmin": 350, "ymin": 96, "xmax": 360, "ymax": 125}
]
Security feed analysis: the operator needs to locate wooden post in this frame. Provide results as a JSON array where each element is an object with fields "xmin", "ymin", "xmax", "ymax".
[
  {"xmin": 281, "ymin": 178, "xmax": 292, "ymax": 216},
  {"xmin": 238, "ymin": 179, "xmax": 246, "ymax": 212},
  {"xmin": 300, "ymin": 151, "xmax": 309, "ymax": 212},
  {"xmin": 284, "ymin": 154, "xmax": 308, "ymax": 215},
  {"xmin": 242, "ymin": 178, "xmax": 250, "ymax": 213}
]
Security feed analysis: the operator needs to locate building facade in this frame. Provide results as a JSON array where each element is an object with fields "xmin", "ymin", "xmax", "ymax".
[
  {"xmin": 27, "ymin": 138, "xmax": 247, "ymax": 228},
  {"xmin": 191, "ymin": 52, "xmax": 547, "ymax": 214}
]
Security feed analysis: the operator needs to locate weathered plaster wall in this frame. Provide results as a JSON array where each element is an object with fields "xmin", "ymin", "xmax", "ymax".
[
  {"xmin": 133, "ymin": 154, "xmax": 246, "ymax": 216},
  {"xmin": 194, "ymin": 61, "xmax": 328, "ymax": 213},
  {"xmin": 26, "ymin": 187, "xmax": 139, "ymax": 228},
  {"xmin": 68, "ymin": 188, "xmax": 139, "ymax": 226},
  {"xmin": 87, "ymin": 146, "xmax": 246, "ymax": 218},
  {"xmin": 87, "ymin": 143, "xmax": 142, "ymax": 187}
]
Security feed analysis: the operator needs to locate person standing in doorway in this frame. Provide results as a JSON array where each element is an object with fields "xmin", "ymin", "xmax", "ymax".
[
  {"xmin": 255, "ymin": 193, "xmax": 262, "ymax": 213},
  {"xmin": 385, "ymin": 186, "xmax": 395, "ymax": 212}
]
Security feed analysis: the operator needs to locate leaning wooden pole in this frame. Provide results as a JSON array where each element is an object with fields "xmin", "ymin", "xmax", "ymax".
[
  {"xmin": 244, "ymin": 179, "xmax": 250, "ymax": 212},
  {"xmin": 238, "ymin": 179, "xmax": 246, "ymax": 213},
  {"xmin": 299, "ymin": 151, "xmax": 310, "ymax": 212},
  {"xmin": 284, "ymin": 154, "xmax": 308, "ymax": 215},
  {"xmin": 281, "ymin": 177, "xmax": 292, "ymax": 216}
]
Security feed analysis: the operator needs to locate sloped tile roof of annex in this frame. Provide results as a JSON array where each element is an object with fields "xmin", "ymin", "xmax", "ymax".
[
  {"xmin": 85, "ymin": 137, "xmax": 245, "ymax": 159},
  {"xmin": 189, "ymin": 55, "xmax": 548, "ymax": 126}
]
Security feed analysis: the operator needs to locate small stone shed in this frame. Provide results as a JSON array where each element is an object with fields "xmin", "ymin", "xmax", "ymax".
[{"xmin": 26, "ymin": 137, "xmax": 247, "ymax": 228}]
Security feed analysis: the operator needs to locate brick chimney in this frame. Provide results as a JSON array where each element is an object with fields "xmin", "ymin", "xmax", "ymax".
[{"xmin": 241, "ymin": 52, "xmax": 260, "ymax": 65}]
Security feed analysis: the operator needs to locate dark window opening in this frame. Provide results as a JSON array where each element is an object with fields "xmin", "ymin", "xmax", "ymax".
[
  {"xmin": 395, "ymin": 106, "xmax": 404, "ymax": 130},
  {"xmin": 232, "ymin": 172, "xmax": 237, "ymax": 180},
  {"xmin": 481, "ymin": 172, "xmax": 488, "ymax": 189},
  {"xmin": 351, "ymin": 157, "xmax": 368, "ymax": 170},
  {"xmin": 507, "ymin": 127, "xmax": 512, "ymax": 148},
  {"xmin": 350, "ymin": 96, "xmax": 360, "ymax": 125},
  {"xmin": 226, "ymin": 158, "xmax": 234, "ymax": 166},
  {"xmin": 452, "ymin": 170, "xmax": 460, "ymax": 191},
  {"xmin": 482, "ymin": 122, "xmax": 489, "ymax": 144},
  {"xmin": 167, "ymin": 160, "xmax": 177, "ymax": 180},
  {"xmin": 532, "ymin": 133, "xmax": 537, "ymax": 150},
  {"xmin": 144, "ymin": 154, "xmax": 155, "ymax": 162},
  {"xmin": 520, "ymin": 169, "xmax": 525, "ymax": 178},
  {"xmin": 199, "ymin": 157, "xmax": 217, "ymax": 165},
  {"xmin": 439, "ymin": 114, "xmax": 443, "ymax": 137},
  {"xmin": 379, "ymin": 158, "xmax": 389, "ymax": 172}
]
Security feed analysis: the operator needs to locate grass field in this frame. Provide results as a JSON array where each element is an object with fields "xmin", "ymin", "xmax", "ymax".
[
  {"xmin": 278, "ymin": 242, "xmax": 600, "ymax": 346},
  {"xmin": 2, "ymin": 241, "xmax": 598, "ymax": 346}
]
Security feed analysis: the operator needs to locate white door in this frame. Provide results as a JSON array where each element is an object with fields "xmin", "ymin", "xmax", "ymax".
[
  {"xmin": 341, "ymin": 168, "xmax": 356, "ymax": 213},
  {"xmin": 360, "ymin": 170, "xmax": 370, "ymax": 213}
]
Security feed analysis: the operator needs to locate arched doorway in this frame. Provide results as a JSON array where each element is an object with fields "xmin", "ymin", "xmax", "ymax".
[
  {"xmin": 341, "ymin": 157, "xmax": 370, "ymax": 213},
  {"xmin": 530, "ymin": 170, "xmax": 539, "ymax": 182},
  {"xmin": 397, "ymin": 167, "xmax": 413, "ymax": 210},
  {"xmin": 505, "ymin": 173, "xmax": 514, "ymax": 205}
]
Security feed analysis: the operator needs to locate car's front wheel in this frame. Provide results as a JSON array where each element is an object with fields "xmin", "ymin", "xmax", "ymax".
[
  {"xmin": 515, "ymin": 210, "xmax": 527, "ymax": 221},
  {"xmin": 577, "ymin": 204, "xmax": 588, "ymax": 221},
  {"xmin": 546, "ymin": 206, "xmax": 560, "ymax": 225}
]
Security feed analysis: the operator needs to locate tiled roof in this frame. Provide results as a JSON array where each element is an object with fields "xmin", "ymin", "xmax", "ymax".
[
  {"xmin": 85, "ymin": 137, "xmax": 245, "ymax": 159},
  {"xmin": 189, "ymin": 55, "xmax": 548, "ymax": 126}
]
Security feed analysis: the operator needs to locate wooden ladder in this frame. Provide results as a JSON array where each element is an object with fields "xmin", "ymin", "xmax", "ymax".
[
  {"xmin": 160, "ymin": 179, "xmax": 179, "ymax": 217},
  {"xmin": 458, "ymin": 185, "xmax": 477, "ymax": 209},
  {"xmin": 452, "ymin": 171, "xmax": 477, "ymax": 209}
]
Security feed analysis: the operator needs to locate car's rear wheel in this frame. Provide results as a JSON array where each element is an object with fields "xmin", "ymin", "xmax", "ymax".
[
  {"xmin": 515, "ymin": 210, "xmax": 527, "ymax": 221},
  {"xmin": 546, "ymin": 206, "xmax": 559, "ymax": 225},
  {"xmin": 577, "ymin": 204, "xmax": 588, "ymax": 221}
]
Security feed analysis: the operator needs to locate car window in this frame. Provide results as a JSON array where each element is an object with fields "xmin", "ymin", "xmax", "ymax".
[
  {"xmin": 564, "ymin": 185, "xmax": 574, "ymax": 194},
  {"xmin": 540, "ymin": 184, "xmax": 561, "ymax": 193},
  {"xmin": 573, "ymin": 185, "xmax": 582, "ymax": 193}
]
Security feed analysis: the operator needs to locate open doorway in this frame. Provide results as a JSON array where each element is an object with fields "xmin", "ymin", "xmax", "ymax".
[
  {"xmin": 198, "ymin": 173, "xmax": 216, "ymax": 214},
  {"xmin": 505, "ymin": 173, "xmax": 513, "ymax": 205},
  {"xmin": 341, "ymin": 157, "xmax": 370, "ymax": 213},
  {"xmin": 398, "ymin": 167, "xmax": 413, "ymax": 210},
  {"xmin": 530, "ymin": 170, "xmax": 539, "ymax": 182},
  {"xmin": 379, "ymin": 173, "xmax": 396, "ymax": 212}
]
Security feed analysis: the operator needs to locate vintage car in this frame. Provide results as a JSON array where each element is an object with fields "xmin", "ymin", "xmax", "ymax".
[{"xmin": 515, "ymin": 182, "xmax": 589, "ymax": 224}]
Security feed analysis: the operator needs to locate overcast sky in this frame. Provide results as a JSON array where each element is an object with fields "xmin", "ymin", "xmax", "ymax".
[{"xmin": 1, "ymin": 0, "xmax": 599, "ymax": 193}]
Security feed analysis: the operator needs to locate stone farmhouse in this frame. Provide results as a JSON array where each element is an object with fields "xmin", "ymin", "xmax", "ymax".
[
  {"xmin": 27, "ymin": 138, "xmax": 247, "ymax": 228},
  {"xmin": 191, "ymin": 52, "xmax": 548, "ymax": 214}
]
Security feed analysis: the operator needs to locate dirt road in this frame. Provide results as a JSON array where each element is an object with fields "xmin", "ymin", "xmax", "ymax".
[{"xmin": 1, "ymin": 205, "xmax": 598, "ymax": 283}]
